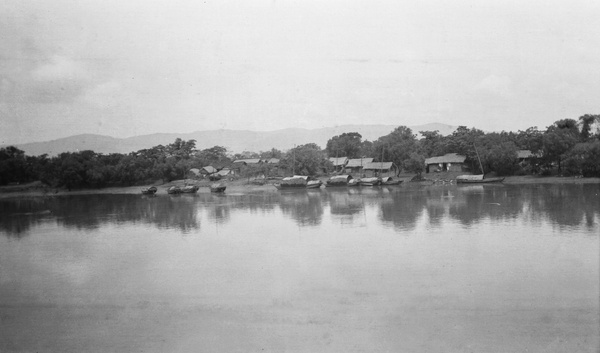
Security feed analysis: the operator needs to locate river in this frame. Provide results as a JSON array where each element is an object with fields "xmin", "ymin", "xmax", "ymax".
[{"xmin": 1, "ymin": 183, "xmax": 598, "ymax": 352}]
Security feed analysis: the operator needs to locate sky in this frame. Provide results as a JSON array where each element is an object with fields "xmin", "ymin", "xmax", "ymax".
[{"xmin": 1, "ymin": 0, "xmax": 599, "ymax": 145}]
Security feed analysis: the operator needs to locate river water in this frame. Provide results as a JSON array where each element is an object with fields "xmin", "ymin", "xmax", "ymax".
[{"xmin": 1, "ymin": 184, "xmax": 598, "ymax": 352}]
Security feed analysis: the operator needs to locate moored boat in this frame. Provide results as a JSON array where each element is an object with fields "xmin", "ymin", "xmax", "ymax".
[
  {"xmin": 274, "ymin": 176, "xmax": 322, "ymax": 190},
  {"xmin": 456, "ymin": 175, "xmax": 505, "ymax": 184},
  {"xmin": 141, "ymin": 186, "xmax": 157, "ymax": 195},
  {"xmin": 210, "ymin": 183, "xmax": 226, "ymax": 193},
  {"xmin": 167, "ymin": 186, "xmax": 182, "ymax": 194},
  {"xmin": 325, "ymin": 175, "xmax": 354, "ymax": 187},
  {"xmin": 181, "ymin": 185, "xmax": 200, "ymax": 193},
  {"xmin": 359, "ymin": 177, "xmax": 382, "ymax": 186},
  {"xmin": 381, "ymin": 177, "xmax": 402, "ymax": 186}
]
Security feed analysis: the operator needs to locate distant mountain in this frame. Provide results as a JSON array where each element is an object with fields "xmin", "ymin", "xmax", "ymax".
[{"xmin": 12, "ymin": 123, "xmax": 457, "ymax": 156}]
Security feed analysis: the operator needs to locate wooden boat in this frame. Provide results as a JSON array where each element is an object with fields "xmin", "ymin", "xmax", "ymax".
[
  {"xmin": 325, "ymin": 175, "xmax": 354, "ymax": 187},
  {"xmin": 306, "ymin": 180, "xmax": 323, "ymax": 189},
  {"xmin": 141, "ymin": 186, "xmax": 157, "ymax": 195},
  {"xmin": 359, "ymin": 177, "xmax": 381, "ymax": 186},
  {"xmin": 274, "ymin": 176, "xmax": 322, "ymax": 190},
  {"xmin": 381, "ymin": 177, "xmax": 403, "ymax": 186},
  {"xmin": 210, "ymin": 183, "xmax": 226, "ymax": 193},
  {"xmin": 181, "ymin": 185, "xmax": 200, "ymax": 193},
  {"xmin": 456, "ymin": 175, "xmax": 505, "ymax": 184},
  {"xmin": 166, "ymin": 186, "xmax": 182, "ymax": 194}
]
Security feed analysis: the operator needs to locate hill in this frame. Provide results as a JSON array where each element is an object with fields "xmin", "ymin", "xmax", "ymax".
[{"xmin": 12, "ymin": 123, "xmax": 456, "ymax": 156}]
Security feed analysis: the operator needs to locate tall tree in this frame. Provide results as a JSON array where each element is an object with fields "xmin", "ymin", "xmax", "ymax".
[
  {"xmin": 373, "ymin": 126, "xmax": 418, "ymax": 173},
  {"xmin": 281, "ymin": 143, "xmax": 329, "ymax": 176},
  {"xmin": 542, "ymin": 120, "xmax": 580, "ymax": 172},
  {"xmin": 578, "ymin": 114, "xmax": 600, "ymax": 141},
  {"xmin": 325, "ymin": 132, "xmax": 363, "ymax": 158}
]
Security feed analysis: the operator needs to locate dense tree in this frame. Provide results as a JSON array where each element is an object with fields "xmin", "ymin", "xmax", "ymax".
[
  {"xmin": 281, "ymin": 143, "xmax": 330, "ymax": 176},
  {"xmin": 563, "ymin": 141, "xmax": 600, "ymax": 177},
  {"xmin": 403, "ymin": 152, "xmax": 426, "ymax": 176},
  {"xmin": 578, "ymin": 114, "xmax": 600, "ymax": 141},
  {"xmin": 326, "ymin": 132, "xmax": 363, "ymax": 158},
  {"xmin": 0, "ymin": 146, "xmax": 32, "ymax": 185},
  {"xmin": 445, "ymin": 126, "xmax": 486, "ymax": 173},
  {"xmin": 542, "ymin": 120, "xmax": 580, "ymax": 173},
  {"xmin": 482, "ymin": 141, "xmax": 519, "ymax": 176},
  {"xmin": 196, "ymin": 146, "xmax": 229, "ymax": 166},
  {"xmin": 373, "ymin": 126, "xmax": 418, "ymax": 172},
  {"xmin": 418, "ymin": 130, "xmax": 446, "ymax": 157}
]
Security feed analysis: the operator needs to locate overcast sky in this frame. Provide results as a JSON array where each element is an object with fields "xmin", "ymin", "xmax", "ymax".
[{"xmin": 1, "ymin": 0, "xmax": 599, "ymax": 144}]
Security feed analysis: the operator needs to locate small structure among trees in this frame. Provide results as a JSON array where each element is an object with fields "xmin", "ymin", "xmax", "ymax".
[
  {"xmin": 329, "ymin": 157, "xmax": 348, "ymax": 173},
  {"xmin": 362, "ymin": 161, "xmax": 396, "ymax": 177},
  {"xmin": 424, "ymin": 153, "xmax": 466, "ymax": 173}
]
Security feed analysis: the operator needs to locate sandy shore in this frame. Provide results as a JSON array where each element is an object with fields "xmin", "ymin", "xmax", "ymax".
[{"xmin": 1, "ymin": 175, "xmax": 599, "ymax": 199}]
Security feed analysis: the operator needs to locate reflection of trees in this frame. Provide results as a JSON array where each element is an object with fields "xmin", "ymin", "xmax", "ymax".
[
  {"xmin": 278, "ymin": 190, "xmax": 324, "ymax": 226},
  {"xmin": 0, "ymin": 195, "xmax": 202, "ymax": 236},
  {"xmin": 379, "ymin": 189, "xmax": 428, "ymax": 231},
  {"xmin": 1, "ymin": 185, "xmax": 598, "ymax": 237},
  {"xmin": 324, "ymin": 189, "xmax": 364, "ymax": 216},
  {"xmin": 448, "ymin": 185, "xmax": 524, "ymax": 226},
  {"xmin": 525, "ymin": 184, "xmax": 599, "ymax": 230},
  {"xmin": 0, "ymin": 198, "xmax": 53, "ymax": 237}
]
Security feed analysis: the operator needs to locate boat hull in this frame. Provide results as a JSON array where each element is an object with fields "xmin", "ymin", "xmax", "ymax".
[{"xmin": 456, "ymin": 177, "xmax": 505, "ymax": 184}]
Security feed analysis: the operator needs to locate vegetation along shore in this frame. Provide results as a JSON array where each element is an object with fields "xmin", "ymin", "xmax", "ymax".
[{"xmin": 1, "ymin": 114, "xmax": 599, "ymax": 195}]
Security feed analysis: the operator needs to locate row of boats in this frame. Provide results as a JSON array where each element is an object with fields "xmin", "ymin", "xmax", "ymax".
[
  {"xmin": 141, "ymin": 183, "xmax": 226, "ymax": 195},
  {"xmin": 273, "ymin": 175, "xmax": 402, "ymax": 190}
]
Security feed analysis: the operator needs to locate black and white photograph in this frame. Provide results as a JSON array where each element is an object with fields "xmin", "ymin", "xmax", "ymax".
[{"xmin": 1, "ymin": 1, "xmax": 599, "ymax": 352}]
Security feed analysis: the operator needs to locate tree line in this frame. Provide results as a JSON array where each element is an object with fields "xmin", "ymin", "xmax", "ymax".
[{"xmin": 1, "ymin": 114, "xmax": 599, "ymax": 188}]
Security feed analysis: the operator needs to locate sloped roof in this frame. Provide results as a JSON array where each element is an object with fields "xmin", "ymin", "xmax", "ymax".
[
  {"xmin": 201, "ymin": 166, "xmax": 217, "ymax": 174},
  {"xmin": 362, "ymin": 162, "xmax": 394, "ymax": 170},
  {"xmin": 346, "ymin": 158, "xmax": 374, "ymax": 168},
  {"xmin": 188, "ymin": 168, "xmax": 201, "ymax": 176},
  {"xmin": 217, "ymin": 168, "xmax": 232, "ymax": 176},
  {"xmin": 265, "ymin": 158, "xmax": 280, "ymax": 164},
  {"xmin": 329, "ymin": 157, "xmax": 348, "ymax": 166},
  {"xmin": 517, "ymin": 150, "xmax": 534, "ymax": 159},
  {"xmin": 233, "ymin": 159, "xmax": 262, "ymax": 164},
  {"xmin": 424, "ymin": 153, "xmax": 466, "ymax": 165}
]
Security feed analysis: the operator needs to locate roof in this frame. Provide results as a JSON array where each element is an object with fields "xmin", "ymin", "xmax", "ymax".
[
  {"xmin": 265, "ymin": 158, "xmax": 280, "ymax": 164},
  {"xmin": 217, "ymin": 168, "xmax": 232, "ymax": 176},
  {"xmin": 346, "ymin": 158, "xmax": 374, "ymax": 168},
  {"xmin": 188, "ymin": 168, "xmax": 201, "ymax": 176},
  {"xmin": 233, "ymin": 159, "xmax": 262, "ymax": 164},
  {"xmin": 362, "ymin": 162, "xmax": 394, "ymax": 170},
  {"xmin": 424, "ymin": 153, "xmax": 466, "ymax": 165},
  {"xmin": 329, "ymin": 157, "xmax": 348, "ymax": 166},
  {"xmin": 517, "ymin": 150, "xmax": 534, "ymax": 159},
  {"xmin": 201, "ymin": 166, "xmax": 217, "ymax": 174}
]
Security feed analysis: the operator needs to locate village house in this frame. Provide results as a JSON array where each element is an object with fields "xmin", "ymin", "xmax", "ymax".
[
  {"xmin": 362, "ymin": 161, "xmax": 396, "ymax": 177},
  {"xmin": 345, "ymin": 158, "xmax": 373, "ymax": 176},
  {"xmin": 424, "ymin": 153, "xmax": 467, "ymax": 173},
  {"xmin": 517, "ymin": 150, "xmax": 535, "ymax": 163},
  {"xmin": 329, "ymin": 157, "xmax": 348, "ymax": 173}
]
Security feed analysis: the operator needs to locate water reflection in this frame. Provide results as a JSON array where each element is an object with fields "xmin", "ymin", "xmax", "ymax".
[{"xmin": 1, "ymin": 184, "xmax": 598, "ymax": 237}]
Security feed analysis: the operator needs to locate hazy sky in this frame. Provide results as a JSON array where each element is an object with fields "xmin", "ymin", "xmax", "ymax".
[{"xmin": 1, "ymin": 0, "xmax": 599, "ymax": 144}]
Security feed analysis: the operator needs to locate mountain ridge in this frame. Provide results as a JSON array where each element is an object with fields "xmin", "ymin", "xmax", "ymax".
[{"xmin": 11, "ymin": 123, "xmax": 457, "ymax": 156}]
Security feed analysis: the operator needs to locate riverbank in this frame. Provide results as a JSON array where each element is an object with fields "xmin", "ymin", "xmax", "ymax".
[{"xmin": 1, "ymin": 175, "xmax": 599, "ymax": 199}]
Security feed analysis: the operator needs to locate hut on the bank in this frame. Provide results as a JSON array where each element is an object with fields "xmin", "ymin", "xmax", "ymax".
[
  {"xmin": 362, "ymin": 161, "xmax": 396, "ymax": 177},
  {"xmin": 345, "ymin": 158, "xmax": 373, "ymax": 176},
  {"xmin": 329, "ymin": 157, "xmax": 348, "ymax": 173},
  {"xmin": 424, "ymin": 153, "xmax": 467, "ymax": 173}
]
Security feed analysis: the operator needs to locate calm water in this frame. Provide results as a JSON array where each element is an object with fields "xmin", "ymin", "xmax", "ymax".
[{"xmin": 1, "ymin": 184, "xmax": 598, "ymax": 353}]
